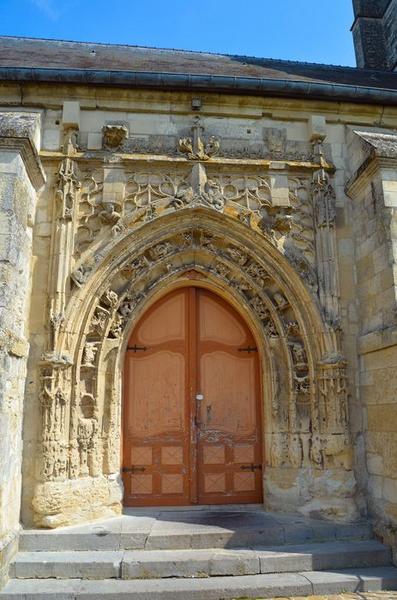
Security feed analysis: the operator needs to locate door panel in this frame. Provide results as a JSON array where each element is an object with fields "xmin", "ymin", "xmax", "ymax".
[
  {"xmin": 123, "ymin": 286, "xmax": 263, "ymax": 506},
  {"xmin": 123, "ymin": 289, "xmax": 190, "ymax": 506},
  {"xmin": 197, "ymin": 290, "xmax": 263, "ymax": 504}
]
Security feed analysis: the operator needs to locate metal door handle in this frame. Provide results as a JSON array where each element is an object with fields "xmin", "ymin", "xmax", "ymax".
[{"xmin": 196, "ymin": 394, "xmax": 204, "ymax": 401}]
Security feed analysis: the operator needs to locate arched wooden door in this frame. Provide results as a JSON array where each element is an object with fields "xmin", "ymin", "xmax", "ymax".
[{"xmin": 123, "ymin": 287, "xmax": 263, "ymax": 506}]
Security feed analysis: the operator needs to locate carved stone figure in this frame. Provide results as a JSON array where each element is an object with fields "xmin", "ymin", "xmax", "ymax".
[
  {"xmin": 99, "ymin": 202, "xmax": 122, "ymax": 226},
  {"xmin": 251, "ymin": 296, "xmax": 270, "ymax": 321},
  {"xmin": 102, "ymin": 124, "xmax": 129, "ymax": 150},
  {"xmin": 118, "ymin": 294, "xmax": 144, "ymax": 318},
  {"xmin": 290, "ymin": 342, "xmax": 307, "ymax": 370},
  {"xmin": 82, "ymin": 343, "xmax": 98, "ymax": 368},
  {"xmin": 226, "ymin": 247, "xmax": 248, "ymax": 266},
  {"xmin": 150, "ymin": 242, "xmax": 174, "ymax": 260},
  {"xmin": 273, "ymin": 291, "xmax": 289, "ymax": 310},
  {"xmin": 89, "ymin": 307, "xmax": 108, "ymax": 336},
  {"xmin": 178, "ymin": 117, "xmax": 220, "ymax": 160},
  {"xmin": 294, "ymin": 373, "xmax": 310, "ymax": 395},
  {"xmin": 101, "ymin": 289, "xmax": 118, "ymax": 308},
  {"xmin": 71, "ymin": 264, "xmax": 93, "ymax": 287}
]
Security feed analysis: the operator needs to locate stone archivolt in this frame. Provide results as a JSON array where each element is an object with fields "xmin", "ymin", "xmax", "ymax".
[{"xmin": 32, "ymin": 120, "xmax": 355, "ymax": 527}]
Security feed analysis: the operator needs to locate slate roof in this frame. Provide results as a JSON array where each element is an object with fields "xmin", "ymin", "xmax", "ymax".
[
  {"xmin": 0, "ymin": 35, "xmax": 396, "ymax": 88},
  {"xmin": 0, "ymin": 36, "xmax": 396, "ymax": 104}
]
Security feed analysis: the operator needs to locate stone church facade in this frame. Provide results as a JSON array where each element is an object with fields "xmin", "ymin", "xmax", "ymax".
[{"xmin": 0, "ymin": 0, "xmax": 397, "ymax": 588}]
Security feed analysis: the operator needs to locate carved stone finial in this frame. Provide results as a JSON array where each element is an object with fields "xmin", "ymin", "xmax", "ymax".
[
  {"xmin": 102, "ymin": 124, "xmax": 129, "ymax": 150},
  {"xmin": 178, "ymin": 117, "xmax": 220, "ymax": 161}
]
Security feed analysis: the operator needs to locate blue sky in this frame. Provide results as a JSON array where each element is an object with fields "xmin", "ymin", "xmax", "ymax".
[{"xmin": 1, "ymin": 0, "xmax": 356, "ymax": 66}]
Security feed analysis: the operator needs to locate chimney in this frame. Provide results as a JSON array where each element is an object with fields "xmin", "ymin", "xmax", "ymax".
[{"xmin": 352, "ymin": 0, "xmax": 397, "ymax": 70}]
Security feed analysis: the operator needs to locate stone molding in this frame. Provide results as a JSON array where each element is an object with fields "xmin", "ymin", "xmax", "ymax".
[{"xmin": 0, "ymin": 112, "xmax": 45, "ymax": 190}]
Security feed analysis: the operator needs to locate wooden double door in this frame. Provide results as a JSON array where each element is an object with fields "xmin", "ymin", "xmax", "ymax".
[{"xmin": 123, "ymin": 287, "xmax": 263, "ymax": 506}]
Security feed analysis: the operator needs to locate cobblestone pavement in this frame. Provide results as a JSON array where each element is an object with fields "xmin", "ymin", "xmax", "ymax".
[{"xmin": 251, "ymin": 594, "xmax": 397, "ymax": 600}]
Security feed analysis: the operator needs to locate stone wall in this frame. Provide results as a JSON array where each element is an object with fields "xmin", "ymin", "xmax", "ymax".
[
  {"xmin": 384, "ymin": 0, "xmax": 397, "ymax": 70},
  {"xmin": 352, "ymin": 0, "xmax": 397, "ymax": 71},
  {"xmin": 0, "ymin": 112, "xmax": 44, "ymax": 585},
  {"xmin": 346, "ymin": 129, "xmax": 397, "ymax": 562}
]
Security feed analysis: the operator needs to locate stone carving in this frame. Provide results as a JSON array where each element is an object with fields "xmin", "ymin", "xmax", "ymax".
[
  {"xmin": 101, "ymin": 289, "xmax": 118, "ymax": 308},
  {"xmin": 99, "ymin": 200, "xmax": 122, "ymax": 227},
  {"xmin": 88, "ymin": 306, "xmax": 108, "ymax": 336},
  {"xmin": 82, "ymin": 342, "xmax": 98, "ymax": 368},
  {"xmin": 251, "ymin": 296, "xmax": 271, "ymax": 321},
  {"xmin": 264, "ymin": 128, "xmax": 287, "ymax": 159},
  {"xmin": 71, "ymin": 263, "xmax": 93, "ymax": 287},
  {"xmin": 46, "ymin": 126, "xmax": 82, "ymax": 360},
  {"xmin": 318, "ymin": 359, "xmax": 348, "ymax": 434},
  {"xmin": 289, "ymin": 342, "xmax": 307, "ymax": 370},
  {"xmin": 273, "ymin": 292, "xmax": 289, "ymax": 310},
  {"xmin": 150, "ymin": 242, "xmax": 174, "ymax": 260},
  {"xmin": 246, "ymin": 263, "xmax": 271, "ymax": 287},
  {"xmin": 55, "ymin": 153, "xmax": 81, "ymax": 221},
  {"xmin": 118, "ymin": 293, "xmax": 144, "ymax": 318},
  {"xmin": 226, "ymin": 247, "xmax": 248, "ymax": 266},
  {"xmin": 311, "ymin": 158, "xmax": 340, "ymax": 327},
  {"xmin": 39, "ymin": 364, "xmax": 70, "ymax": 481},
  {"xmin": 102, "ymin": 124, "xmax": 129, "ymax": 150},
  {"xmin": 294, "ymin": 373, "xmax": 310, "ymax": 394},
  {"xmin": 178, "ymin": 117, "xmax": 220, "ymax": 160},
  {"xmin": 213, "ymin": 260, "xmax": 231, "ymax": 280}
]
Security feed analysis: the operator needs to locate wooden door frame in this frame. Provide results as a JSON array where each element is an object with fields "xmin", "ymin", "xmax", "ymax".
[{"xmin": 121, "ymin": 279, "xmax": 266, "ymax": 507}]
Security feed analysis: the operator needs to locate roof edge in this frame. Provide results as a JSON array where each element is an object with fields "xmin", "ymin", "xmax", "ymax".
[{"xmin": 0, "ymin": 67, "xmax": 396, "ymax": 106}]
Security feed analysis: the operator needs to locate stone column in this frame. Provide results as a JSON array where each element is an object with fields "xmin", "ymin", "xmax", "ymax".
[{"xmin": 0, "ymin": 112, "xmax": 45, "ymax": 586}]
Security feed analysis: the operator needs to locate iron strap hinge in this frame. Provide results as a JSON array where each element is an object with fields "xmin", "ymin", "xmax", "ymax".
[
  {"xmin": 122, "ymin": 466, "xmax": 146, "ymax": 473},
  {"xmin": 238, "ymin": 346, "xmax": 258, "ymax": 353},
  {"xmin": 127, "ymin": 345, "xmax": 148, "ymax": 352},
  {"xmin": 240, "ymin": 463, "xmax": 262, "ymax": 472}
]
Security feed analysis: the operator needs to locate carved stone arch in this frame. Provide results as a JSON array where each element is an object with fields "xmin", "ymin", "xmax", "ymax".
[{"xmin": 34, "ymin": 208, "xmax": 356, "ymax": 528}]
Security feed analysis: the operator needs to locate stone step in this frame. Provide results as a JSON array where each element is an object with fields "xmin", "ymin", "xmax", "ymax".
[
  {"xmin": 9, "ymin": 540, "xmax": 391, "ymax": 580},
  {"xmin": 19, "ymin": 515, "xmax": 373, "ymax": 552},
  {"xmin": 1, "ymin": 567, "xmax": 397, "ymax": 599}
]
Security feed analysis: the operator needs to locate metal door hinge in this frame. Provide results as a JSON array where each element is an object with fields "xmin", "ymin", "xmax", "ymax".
[
  {"xmin": 122, "ymin": 466, "xmax": 146, "ymax": 473},
  {"xmin": 127, "ymin": 345, "xmax": 148, "ymax": 352},
  {"xmin": 240, "ymin": 463, "xmax": 262, "ymax": 472}
]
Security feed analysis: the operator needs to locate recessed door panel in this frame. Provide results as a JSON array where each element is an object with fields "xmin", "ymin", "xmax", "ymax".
[{"xmin": 123, "ymin": 286, "xmax": 263, "ymax": 506}]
